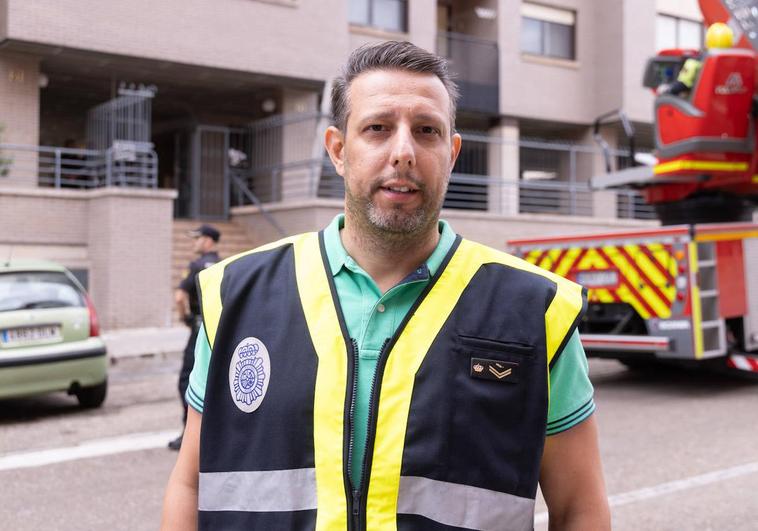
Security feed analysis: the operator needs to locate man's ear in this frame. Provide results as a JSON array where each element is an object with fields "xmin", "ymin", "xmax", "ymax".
[
  {"xmin": 450, "ymin": 132, "xmax": 462, "ymax": 169},
  {"xmin": 325, "ymin": 126, "xmax": 346, "ymax": 176}
]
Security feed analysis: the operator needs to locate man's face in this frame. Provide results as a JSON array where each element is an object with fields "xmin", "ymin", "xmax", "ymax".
[
  {"xmin": 192, "ymin": 235, "xmax": 210, "ymax": 254},
  {"xmin": 326, "ymin": 69, "xmax": 461, "ymax": 237}
]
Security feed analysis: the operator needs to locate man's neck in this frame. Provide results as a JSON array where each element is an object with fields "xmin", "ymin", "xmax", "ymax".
[{"xmin": 340, "ymin": 215, "xmax": 440, "ymax": 294}]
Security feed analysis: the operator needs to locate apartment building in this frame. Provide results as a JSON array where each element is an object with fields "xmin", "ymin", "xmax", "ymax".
[{"xmin": 0, "ymin": 0, "xmax": 705, "ymax": 329}]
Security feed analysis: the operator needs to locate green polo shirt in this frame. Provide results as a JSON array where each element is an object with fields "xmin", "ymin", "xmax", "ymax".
[{"xmin": 187, "ymin": 215, "xmax": 595, "ymax": 487}]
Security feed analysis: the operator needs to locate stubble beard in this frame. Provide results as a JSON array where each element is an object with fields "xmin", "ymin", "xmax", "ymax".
[{"xmin": 345, "ymin": 175, "xmax": 448, "ymax": 252}]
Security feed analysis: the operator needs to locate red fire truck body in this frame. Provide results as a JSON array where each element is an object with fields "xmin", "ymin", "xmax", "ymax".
[
  {"xmin": 513, "ymin": 1, "xmax": 758, "ymax": 373},
  {"xmin": 508, "ymin": 223, "xmax": 758, "ymax": 372}
]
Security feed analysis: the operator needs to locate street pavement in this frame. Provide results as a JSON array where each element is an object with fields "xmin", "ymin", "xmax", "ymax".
[{"xmin": 1, "ymin": 342, "xmax": 757, "ymax": 530}]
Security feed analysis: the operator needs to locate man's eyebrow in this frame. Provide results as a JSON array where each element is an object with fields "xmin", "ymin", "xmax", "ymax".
[
  {"xmin": 357, "ymin": 111, "xmax": 446, "ymax": 125},
  {"xmin": 413, "ymin": 113, "xmax": 446, "ymax": 125},
  {"xmin": 357, "ymin": 111, "xmax": 396, "ymax": 122}
]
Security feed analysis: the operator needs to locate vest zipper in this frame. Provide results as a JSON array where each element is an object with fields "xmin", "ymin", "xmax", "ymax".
[
  {"xmin": 350, "ymin": 337, "xmax": 392, "ymax": 530},
  {"xmin": 346, "ymin": 338, "xmax": 360, "ymax": 531}
]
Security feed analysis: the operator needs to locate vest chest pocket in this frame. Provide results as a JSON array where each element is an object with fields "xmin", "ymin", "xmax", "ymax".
[
  {"xmin": 458, "ymin": 334, "xmax": 536, "ymax": 360},
  {"xmin": 403, "ymin": 334, "xmax": 545, "ymax": 494}
]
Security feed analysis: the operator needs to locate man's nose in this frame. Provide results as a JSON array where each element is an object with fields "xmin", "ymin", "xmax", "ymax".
[{"xmin": 391, "ymin": 128, "xmax": 416, "ymax": 169}]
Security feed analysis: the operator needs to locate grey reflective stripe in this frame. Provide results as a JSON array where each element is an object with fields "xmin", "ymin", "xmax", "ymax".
[
  {"xmin": 397, "ymin": 475, "xmax": 535, "ymax": 531},
  {"xmin": 199, "ymin": 468, "xmax": 317, "ymax": 512}
]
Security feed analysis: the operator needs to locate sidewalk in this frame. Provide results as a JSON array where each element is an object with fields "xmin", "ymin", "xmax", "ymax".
[{"xmin": 101, "ymin": 326, "xmax": 190, "ymax": 360}]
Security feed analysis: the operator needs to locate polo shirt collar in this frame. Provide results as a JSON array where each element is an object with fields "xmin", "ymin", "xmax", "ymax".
[{"xmin": 322, "ymin": 214, "xmax": 456, "ymax": 278}]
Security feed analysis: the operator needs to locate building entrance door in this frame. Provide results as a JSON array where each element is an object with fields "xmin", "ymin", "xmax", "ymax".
[{"xmin": 188, "ymin": 126, "xmax": 250, "ymax": 219}]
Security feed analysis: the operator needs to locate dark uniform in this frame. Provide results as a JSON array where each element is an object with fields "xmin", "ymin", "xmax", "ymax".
[{"xmin": 177, "ymin": 250, "xmax": 220, "ymax": 423}]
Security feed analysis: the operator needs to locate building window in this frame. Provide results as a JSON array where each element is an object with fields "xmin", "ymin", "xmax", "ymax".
[
  {"xmin": 656, "ymin": 14, "xmax": 703, "ymax": 50},
  {"xmin": 520, "ymin": 2, "xmax": 576, "ymax": 60},
  {"xmin": 350, "ymin": 0, "xmax": 407, "ymax": 33}
]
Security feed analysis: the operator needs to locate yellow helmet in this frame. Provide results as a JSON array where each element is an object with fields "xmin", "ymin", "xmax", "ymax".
[{"xmin": 705, "ymin": 22, "xmax": 734, "ymax": 49}]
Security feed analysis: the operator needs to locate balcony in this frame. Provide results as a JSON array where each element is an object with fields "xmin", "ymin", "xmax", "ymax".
[{"xmin": 437, "ymin": 32, "xmax": 499, "ymax": 115}]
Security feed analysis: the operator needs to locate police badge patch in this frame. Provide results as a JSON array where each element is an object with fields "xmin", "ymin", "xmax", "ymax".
[{"xmin": 228, "ymin": 337, "xmax": 271, "ymax": 413}]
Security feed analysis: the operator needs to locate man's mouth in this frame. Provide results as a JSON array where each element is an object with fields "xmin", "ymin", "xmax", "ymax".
[
  {"xmin": 377, "ymin": 178, "xmax": 421, "ymax": 195},
  {"xmin": 383, "ymin": 185, "xmax": 415, "ymax": 193}
]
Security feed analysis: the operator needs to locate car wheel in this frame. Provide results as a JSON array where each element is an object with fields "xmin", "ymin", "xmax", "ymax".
[{"xmin": 76, "ymin": 379, "xmax": 107, "ymax": 408}]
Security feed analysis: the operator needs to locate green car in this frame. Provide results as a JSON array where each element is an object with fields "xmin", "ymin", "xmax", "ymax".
[{"xmin": 0, "ymin": 260, "xmax": 108, "ymax": 407}]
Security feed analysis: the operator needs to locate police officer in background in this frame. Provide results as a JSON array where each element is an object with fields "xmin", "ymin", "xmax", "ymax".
[{"xmin": 168, "ymin": 224, "xmax": 221, "ymax": 451}]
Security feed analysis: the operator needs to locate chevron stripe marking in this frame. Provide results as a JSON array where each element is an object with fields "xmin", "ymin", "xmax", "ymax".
[
  {"xmin": 639, "ymin": 245, "xmax": 676, "ymax": 286},
  {"xmin": 616, "ymin": 246, "xmax": 674, "ymax": 316},
  {"xmin": 559, "ymin": 247, "xmax": 588, "ymax": 278},
  {"xmin": 596, "ymin": 247, "xmax": 658, "ymax": 319},
  {"xmin": 551, "ymin": 247, "xmax": 569, "ymax": 273},
  {"xmin": 599, "ymin": 245, "xmax": 670, "ymax": 318},
  {"xmin": 728, "ymin": 355, "xmax": 758, "ymax": 372},
  {"xmin": 532, "ymin": 249, "xmax": 549, "ymax": 269}
]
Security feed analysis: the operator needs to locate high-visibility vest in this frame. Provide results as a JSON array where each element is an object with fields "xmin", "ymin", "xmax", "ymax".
[{"xmin": 197, "ymin": 231, "xmax": 585, "ymax": 531}]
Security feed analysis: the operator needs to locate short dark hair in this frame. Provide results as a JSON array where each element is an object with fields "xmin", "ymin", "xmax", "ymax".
[{"xmin": 331, "ymin": 41, "xmax": 459, "ymax": 133}]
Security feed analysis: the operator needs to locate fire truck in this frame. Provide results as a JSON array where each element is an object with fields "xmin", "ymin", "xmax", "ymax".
[{"xmin": 507, "ymin": 0, "xmax": 758, "ymax": 375}]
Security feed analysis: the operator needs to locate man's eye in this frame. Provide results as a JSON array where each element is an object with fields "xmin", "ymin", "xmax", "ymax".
[
  {"xmin": 419, "ymin": 126, "xmax": 440, "ymax": 135},
  {"xmin": 367, "ymin": 124, "xmax": 386, "ymax": 132}
]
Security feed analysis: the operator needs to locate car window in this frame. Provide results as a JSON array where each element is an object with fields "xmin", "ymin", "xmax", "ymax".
[{"xmin": 0, "ymin": 271, "xmax": 85, "ymax": 312}]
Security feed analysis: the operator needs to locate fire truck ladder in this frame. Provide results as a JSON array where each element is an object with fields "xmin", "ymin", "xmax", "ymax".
[{"xmin": 696, "ymin": 241, "xmax": 727, "ymax": 357}]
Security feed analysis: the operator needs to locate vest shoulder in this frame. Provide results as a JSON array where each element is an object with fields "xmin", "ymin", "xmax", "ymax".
[
  {"xmin": 460, "ymin": 239, "xmax": 581, "ymax": 291},
  {"xmin": 199, "ymin": 232, "xmax": 313, "ymax": 284}
]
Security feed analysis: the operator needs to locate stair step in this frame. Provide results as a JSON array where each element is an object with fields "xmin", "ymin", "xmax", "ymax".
[{"xmin": 700, "ymin": 289, "xmax": 718, "ymax": 298}]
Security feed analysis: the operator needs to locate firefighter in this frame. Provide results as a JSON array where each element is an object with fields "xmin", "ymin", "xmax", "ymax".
[
  {"xmin": 660, "ymin": 22, "xmax": 734, "ymax": 97},
  {"xmin": 162, "ymin": 41, "xmax": 610, "ymax": 531}
]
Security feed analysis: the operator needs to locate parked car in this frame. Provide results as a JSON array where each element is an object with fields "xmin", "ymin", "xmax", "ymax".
[{"xmin": 0, "ymin": 260, "xmax": 107, "ymax": 407}]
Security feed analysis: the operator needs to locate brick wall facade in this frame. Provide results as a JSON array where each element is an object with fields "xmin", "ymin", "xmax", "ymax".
[
  {"xmin": 0, "ymin": 187, "xmax": 176, "ymax": 329},
  {"xmin": 0, "ymin": 52, "xmax": 39, "ymax": 187}
]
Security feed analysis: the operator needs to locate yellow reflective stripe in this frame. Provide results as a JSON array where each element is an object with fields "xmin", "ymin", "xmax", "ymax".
[
  {"xmin": 554, "ymin": 247, "xmax": 582, "ymax": 278},
  {"xmin": 197, "ymin": 235, "xmax": 300, "ymax": 349},
  {"xmin": 688, "ymin": 242, "xmax": 704, "ymax": 359},
  {"xmin": 538, "ymin": 248, "xmax": 560, "ymax": 269},
  {"xmin": 197, "ymin": 265, "xmax": 224, "ymax": 350},
  {"xmin": 595, "ymin": 289, "xmax": 615, "ymax": 303},
  {"xmin": 525, "ymin": 249, "xmax": 542, "ymax": 266},
  {"xmin": 365, "ymin": 240, "xmax": 481, "ymax": 530},
  {"xmin": 695, "ymin": 230, "xmax": 758, "ymax": 242},
  {"xmin": 752, "ymin": 174, "xmax": 758, "ymax": 183},
  {"xmin": 293, "ymin": 233, "xmax": 349, "ymax": 531},
  {"xmin": 366, "ymin": 240, "xmax": 584, "ymax": 530},
  {"xmin": 543, "ymin": 269, "xmax": 585, "ymax": 365},
  {"xmin": 654, "ymin": 160, "xmax": 748, "ymax": 175}
]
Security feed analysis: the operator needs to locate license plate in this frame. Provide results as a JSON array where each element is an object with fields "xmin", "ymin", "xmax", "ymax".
[
  {"xmin": 576, "ymin": 270, "xmax": 619, "ymax": 288},
  {"xmin": 0, "ymin": 325, "xmax": 62, "ymax": 346}
]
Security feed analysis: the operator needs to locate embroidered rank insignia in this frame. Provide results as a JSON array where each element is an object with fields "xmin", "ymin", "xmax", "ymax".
[
  {"xmin": 229, "ymin": 337, "xmax": 271, "ymax": 412},
  {"xmin": 470, "ymin": 358, "xmax": 519, "ymax": 383}
]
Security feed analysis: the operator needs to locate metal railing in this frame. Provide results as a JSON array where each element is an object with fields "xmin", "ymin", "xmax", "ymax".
[
  {"xmin": 234, "ymin": 112, "xmax": 657, "ymax": 220},
  {"xmin": 0, "ymin": 143, "xmax": 158, "ymax": 189}
]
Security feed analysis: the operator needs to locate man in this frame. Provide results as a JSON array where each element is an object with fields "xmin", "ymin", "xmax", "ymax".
[
  {"xmin": 162, "ymin": 41, "xmax": 610, "ymax": 530},
  {"xmin": 168, "ymin": 224, "xmax": 221, "ymax": 451}
]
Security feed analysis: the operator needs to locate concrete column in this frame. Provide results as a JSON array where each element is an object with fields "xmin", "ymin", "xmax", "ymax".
[
  {"xmin": 280, "ymin": 88, "xmax": 320, "ymax": 202},
  {"xmin": 408, "ymin": 0, "xmax": 437, "ymax": 52},
  {"xmin": 0, "ymin": 52, "xmax": 40, "ymax": 188},
  {"xmin": 486, "ymin": 118, "xmax": 519, "ymax": 215},
  {"xmin": 87, "ymin": 188, "xmax": 176, "ymax": 329}
]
